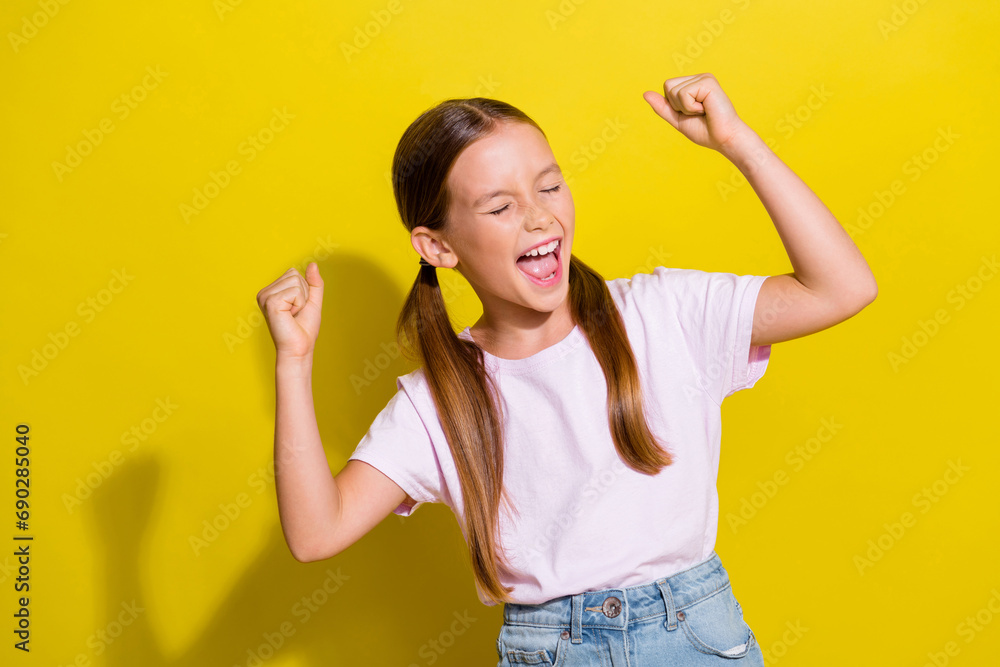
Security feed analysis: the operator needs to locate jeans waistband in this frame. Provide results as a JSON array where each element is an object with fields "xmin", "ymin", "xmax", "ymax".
[{"xmin": 502, "ymin": 551, "xmax": 731, "ymax": 645}]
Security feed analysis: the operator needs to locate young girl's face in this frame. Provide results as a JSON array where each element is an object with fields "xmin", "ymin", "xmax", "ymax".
[{"xmin": 429, "ymin": 121, "xmax": 575, "ymax": 326}]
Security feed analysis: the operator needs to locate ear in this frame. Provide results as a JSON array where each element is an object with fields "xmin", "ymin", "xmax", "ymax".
[{"xmin": 411, "ymin": 227, "xmax": 459, "ymax": 269}]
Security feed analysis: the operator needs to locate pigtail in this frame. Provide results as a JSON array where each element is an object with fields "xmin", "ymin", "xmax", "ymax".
[
  {"xmin": 396, "ymin": 258, "xmax": 521, "ymax": 605},
  {"xmin": 569, "ymin": 254, "xmax": 673, "ymax": 473}
]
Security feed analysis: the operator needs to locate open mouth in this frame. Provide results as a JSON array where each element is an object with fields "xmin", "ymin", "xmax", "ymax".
[{"xmin": 515, "ymin": 238, "xmax": 562, "ymax": 286}]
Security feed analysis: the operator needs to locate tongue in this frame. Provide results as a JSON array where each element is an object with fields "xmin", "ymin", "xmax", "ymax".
[{"xmin": 516, "ymin": 251, "xmax": 558, "ymax": 279}]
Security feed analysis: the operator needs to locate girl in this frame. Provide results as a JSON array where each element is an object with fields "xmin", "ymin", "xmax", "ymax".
[{"xmin": 255, "ymin": 73, "xmax": 877, "ymax": 666}]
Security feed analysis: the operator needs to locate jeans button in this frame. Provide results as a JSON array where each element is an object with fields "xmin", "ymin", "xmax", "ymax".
[
  {"xmin": 561, "ymin": 630, "xmax": 570, "ymax": 639},
  {"xmin": 601, "ymin": 596, "xmax": 621, "ymax": 618}
]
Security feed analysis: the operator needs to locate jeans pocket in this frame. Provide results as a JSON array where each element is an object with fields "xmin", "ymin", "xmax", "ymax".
[
  {"xmin": 498, "ymin": 623, "xmax": 566, "ymax": 666},
  {"xmin": 677, "ymin": 585, "xmax": 757, "ymax": 659}
]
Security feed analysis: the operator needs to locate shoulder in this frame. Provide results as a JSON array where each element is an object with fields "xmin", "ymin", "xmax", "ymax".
[
  {"xmin": 359, "ymin": 368, "xmax": 432, "ymax": 431},
  {"xmin": 394, "ymin": 366, "xmax": 448, "ymax": 422},
  {"xmin": 395, "ymin": 366, "xmax": 429, "ymax": 401},
  {"xmin": 606, "ymin": 265, "xmax": 758, "ymax": 306},
  {"xmin": 604, "ymin": 265, "xmax": 695, "ymax": 312}
]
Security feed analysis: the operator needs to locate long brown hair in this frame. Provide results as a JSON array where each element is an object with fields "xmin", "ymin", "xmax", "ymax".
[{"xmin": 392, "ymin": 98, "xmax": 673, "ymax": 605}]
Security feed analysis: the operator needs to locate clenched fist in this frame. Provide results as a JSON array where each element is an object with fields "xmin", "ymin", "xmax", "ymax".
[
  {"xmin": 643, "ymin": 72, "xmax": 749, "ymax": 153},
  {"xmin": 255, "ymin": 262, "xmax": 324, "ymax": 360}
]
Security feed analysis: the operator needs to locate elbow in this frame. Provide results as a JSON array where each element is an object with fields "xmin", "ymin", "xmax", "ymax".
[
  {"xmin": 862, "ymin": 265, "xmax": 878, "ymax": 305},
  {"xmin": 287, "ymin": 537, "xmax": 340, "ymax": 563},
  {"xmin": 846, "ymin": 275, "xmax": 878, "ymax": 314},
  {"xmin": 862, "ymin": 276, "xmax": 878, "ymax": 307},
  {"xmin": 289, "ymin": 546, "xmax": 319, "ymax": 563},
  {"xmin": 828, "ymin": 279, "xmax": 877, "ymax": 322},
  {"xmin": 290, "ymin": 545, "xmax": 335, "ymax": 563}
]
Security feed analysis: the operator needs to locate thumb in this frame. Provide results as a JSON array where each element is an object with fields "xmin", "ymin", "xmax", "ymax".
[
  {"xmin": 643, "ymin": 91, "xmax": 681, "ymax": 130},
  {"xmin": 305, "ymin": 261, "xmax": 324, "ymax": 308}
]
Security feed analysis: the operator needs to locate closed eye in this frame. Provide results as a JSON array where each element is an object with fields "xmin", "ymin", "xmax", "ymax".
[{"xmin": 488, "ymin": 185, "xmax": 563, "ymax": 216}]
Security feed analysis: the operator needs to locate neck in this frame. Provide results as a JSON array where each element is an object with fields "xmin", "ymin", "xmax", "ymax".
[{"xmin": 470, "ymin": 302, "xmax": 575, "ymax": 360}]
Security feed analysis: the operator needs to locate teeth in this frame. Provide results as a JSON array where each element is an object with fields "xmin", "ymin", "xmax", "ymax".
[{"xmin": 520, "ymin": 239, "xmax": 559, "ymax": 258}]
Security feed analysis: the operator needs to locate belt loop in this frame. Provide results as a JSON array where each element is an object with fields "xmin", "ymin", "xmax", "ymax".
[
  {"xmin": 571, "ymin": 593, "xmax": 583, "ymax": 643},
  {"xmin": 656, "ymin": 579, "xmax": 678, "ymax": 631}
]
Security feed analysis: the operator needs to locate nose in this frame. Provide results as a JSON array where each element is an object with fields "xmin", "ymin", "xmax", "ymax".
[{"xmin": 521, "ymin": 200, "xmax": 556, "ymax": 231}]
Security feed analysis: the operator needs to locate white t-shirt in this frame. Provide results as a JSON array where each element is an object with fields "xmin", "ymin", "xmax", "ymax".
[{"xmin": 347, "ymin": 266, "xmax": 771, "ymax": 606}]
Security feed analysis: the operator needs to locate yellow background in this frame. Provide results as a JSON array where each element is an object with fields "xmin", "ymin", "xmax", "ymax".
[{"xmin": 2, "ymin": 0, "xmax": 998, "ymax": 664}]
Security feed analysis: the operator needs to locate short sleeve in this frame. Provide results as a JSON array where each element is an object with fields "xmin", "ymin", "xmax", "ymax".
[
  {"xmin": 628, "ymin": 266, "xmax": 772, "ymax": 405},
  {"xmin": 347, "ymin": 378, "xmax": 444, "ymax": 516}
]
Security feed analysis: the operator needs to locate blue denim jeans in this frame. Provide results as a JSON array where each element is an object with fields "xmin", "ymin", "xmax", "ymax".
[{"xmin": 495, "ymin": 551, "xmax": 765, "ymax": 666}]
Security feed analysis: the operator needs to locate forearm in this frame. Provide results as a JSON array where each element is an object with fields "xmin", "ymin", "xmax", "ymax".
[
  {"xmin": 720, "ymin": 125, "xmax": 878, "ymax": 307},
  {"xmin": 273, "ymin": 354, "xmax": 341, "ymax": 562}
]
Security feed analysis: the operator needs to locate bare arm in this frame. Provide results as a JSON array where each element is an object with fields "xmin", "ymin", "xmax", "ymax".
[
  {"xmin": 274, "ymin": 356, "xmax": 414, "ymax": 563},
  {"xmin": 643, "ymin": 73, "xmax": 878, "ymax": 347},
  {"xmin": 260, "ymin": 264, "xmax": 423, "ymax": 563},
  {"xmin": 273, "ymin": 353, "xmax": 344, "ymax": 562},
  {"xmin": 719, "ymin": 127, "xmax": 878, "ymax": 346}
]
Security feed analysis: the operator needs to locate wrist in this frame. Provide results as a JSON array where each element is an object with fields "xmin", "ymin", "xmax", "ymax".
[
  {"xmin": 276, "ymin": 352, "xmax": 314, "ymax": 377},
  {"xmin": 718, "ymin": 124, "xmax": 771, "ymax": 175}
]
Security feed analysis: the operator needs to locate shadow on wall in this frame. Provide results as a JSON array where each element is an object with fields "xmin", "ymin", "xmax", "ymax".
[{"xmin": 87, "ymin": 255, "xmax": 501, "ymax": 666}]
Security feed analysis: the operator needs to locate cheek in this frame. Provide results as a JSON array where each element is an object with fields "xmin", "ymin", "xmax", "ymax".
[
  {"xmin": 473, "ymin": 242, "xmax": 515, "ymax": 278},
  {"xmin": 558, "ymin": 197, "xmax": 575, "ymax": 220}
]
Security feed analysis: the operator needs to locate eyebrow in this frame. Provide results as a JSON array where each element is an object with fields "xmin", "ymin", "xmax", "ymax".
[{"xmin": 471, "ymin": 162, "xmax": 562, "ymax": 208}]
